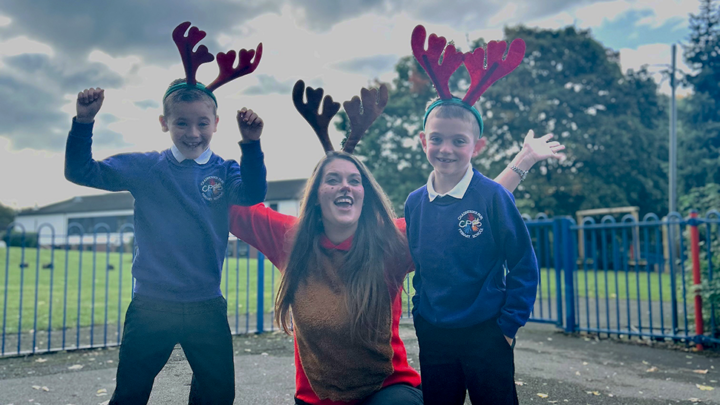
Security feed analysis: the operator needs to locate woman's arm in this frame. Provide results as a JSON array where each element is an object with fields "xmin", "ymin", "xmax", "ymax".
[
  {"xmin": 229, "ymin": 204, "xmax": 297, "ymax": 269},
  {"xmin": 494, "ymin": 130, "xmax": 565, "ymax": 193}
]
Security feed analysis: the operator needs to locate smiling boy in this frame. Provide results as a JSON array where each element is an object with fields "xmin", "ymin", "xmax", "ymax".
[
  {"xmin": 64, "ymin": 81, "xmax": 266, "ymax": 404},
  {"xmin": 404, "ymin": 99, "xmax": 539, "ymax": 405}
]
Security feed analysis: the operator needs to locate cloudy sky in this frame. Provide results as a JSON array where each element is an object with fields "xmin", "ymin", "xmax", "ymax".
[{"xmin": 0, "ymin": 0, "xmax": 698, "ymax": 210}]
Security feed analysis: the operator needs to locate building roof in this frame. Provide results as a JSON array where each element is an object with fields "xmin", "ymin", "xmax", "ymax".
[
  {"xmin": 265, "ymin": 179, "xmax": 307, "ymax": 202},
  {"xmin": 18, "ymin": 178, "xmax": 309, "ymax": 216},
  {"xmin": 18, "ymin": 192, "xmax": 135, "ymax": 216}
]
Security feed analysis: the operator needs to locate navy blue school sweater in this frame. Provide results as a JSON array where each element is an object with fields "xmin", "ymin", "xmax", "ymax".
[
  {"xmin": 64, "ymin": 119, "xmax": 267, "ymax": 302},
  {"xmin": 404, "ymin": 169, "xmax": 538, "ymax": 338}
]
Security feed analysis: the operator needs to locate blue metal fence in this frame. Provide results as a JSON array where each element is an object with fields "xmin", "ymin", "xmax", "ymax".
[
  {"xmin": 2, "ymin": 211, "xmax": 719, "ymax": 357},
  {"xmin": 0, "ymin": 222, "xmax": 281, "ymax": 357}
]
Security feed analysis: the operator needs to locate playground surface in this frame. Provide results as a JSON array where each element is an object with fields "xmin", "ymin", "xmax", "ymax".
[{"xmin": 0, "ymin": 322, "xmax": 718, "ymax": 404}]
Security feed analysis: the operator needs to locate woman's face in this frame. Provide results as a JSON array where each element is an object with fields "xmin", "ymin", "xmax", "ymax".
[{"xmin": 317, "ymin": 158, "xmax": 365, "ymax": 235}]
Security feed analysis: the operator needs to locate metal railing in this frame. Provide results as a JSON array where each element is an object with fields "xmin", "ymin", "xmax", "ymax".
[{"xmin": 2, "ymin": 210, "xmax": 718, "ymax": 357}]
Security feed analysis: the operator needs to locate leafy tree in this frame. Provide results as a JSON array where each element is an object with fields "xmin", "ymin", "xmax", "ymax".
[
  {"xmin": 0, "ymin": 202, "xmax": 15, "ymax": 232},
  {"xmin": 679, "ymin": 0, "xmax": 720, "ymax": 194},
  {"xmin": 339, "ymin": 26, "xmax": 668, "ymax": 217}
]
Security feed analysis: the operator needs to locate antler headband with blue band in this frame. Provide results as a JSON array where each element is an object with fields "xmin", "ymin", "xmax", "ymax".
[
  {"xmin": 411, "ymin": 25, "xmax": 526, "ymax": 137},
  {"xmin": 163, "ymin": 21, "xmax": 263, "ymax": 105}
]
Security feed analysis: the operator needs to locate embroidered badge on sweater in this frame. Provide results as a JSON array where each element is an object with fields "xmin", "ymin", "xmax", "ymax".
[
  {"xmin": 458, "ymin": 210, "xmax": 484, "ymax": 238},
  {"xmin": 201, "ymin": 176, "xmax": 224, "ymax": 201}
]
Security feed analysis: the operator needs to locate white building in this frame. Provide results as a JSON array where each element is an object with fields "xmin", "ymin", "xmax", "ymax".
[{"xmin": 14, "ymin": 179, "xmax": 307, "ymax": 247}]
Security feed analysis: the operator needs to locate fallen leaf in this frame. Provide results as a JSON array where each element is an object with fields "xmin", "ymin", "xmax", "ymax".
[
  {"xmin": 642, "ymin": 360, "xmax": 650, "ymax": 365},
  {"xmin": 689, "ymin": 398, "xmax": 702, "ymax": 403},
  {"xmin": 97, "ymin": 389, "xmax": 107, "ymax": 394},
  {"xmin": 693, "ymin": 370, "xmax": 709, "ymax": 374},
  {"xmin": 35, "ymin": 358, "xmax": 47, "ymax": 363},
  {"xmin": 646, "ymin": 367, "xmax": 658, "ymax": 372},
  {"xmin": 696, "ymin": 384, "xmax": 714, "ymax": 391},
  {"xmin": 586, "ymin": 391, "xmax": 600, "ymax": 396},
  {"xmin": 537, "ymin": 393, "xmax": 549, "ymax": 398},
  {"xmin": 41, "ymin": 386, "xmax": 49, "ymax": 391},
  {"xmin": 32, "ymin": 385, "xmax": 41, "ymax": 390},
  {"xmin": 575, "ymin": 371, "xmax": 581, "ymax": 376},
  {"xmin": 68, "ymin": 364, "xmax": 83, "ymax": 370},
  {"xmin": 582, "ymin": 362, "xmax": 588, "ymax": 366}
]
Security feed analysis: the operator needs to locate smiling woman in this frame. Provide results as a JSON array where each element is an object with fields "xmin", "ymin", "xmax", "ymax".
[{"xmin": 227, "ymin": 78, "xmax": 563, "ymax": 404}]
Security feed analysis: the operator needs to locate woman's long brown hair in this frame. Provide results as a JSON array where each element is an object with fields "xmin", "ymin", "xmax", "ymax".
[{"xmin": 274, "ymin": 152, "xmax": 407, "ymax": 344}]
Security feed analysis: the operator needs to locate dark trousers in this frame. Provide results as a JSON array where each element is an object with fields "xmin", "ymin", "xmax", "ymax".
[
  {"xmin": 109, "ymin": 295, "xmax": 235, "ymax": 405},
  {"xmin": 295, "ymin": 384, "xmax": 423, "ymax": 405},
  {"xmin": 414, "ymin": 314, "xmax": 518, "ymax": 405}
]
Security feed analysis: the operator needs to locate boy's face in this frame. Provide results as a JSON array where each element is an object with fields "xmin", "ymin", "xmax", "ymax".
[
  {"xmin": 420, "ymin": 115, "xmax": 486, "ymax": 180},
  {"xmin": 160, "ymin": 100, "xmax": 219, "ymax": 160}
]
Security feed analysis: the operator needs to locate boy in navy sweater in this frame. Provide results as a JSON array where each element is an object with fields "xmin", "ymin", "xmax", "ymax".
[
  {"xmin": 65, "ymin": 22, "xmax": 266, "ymax": 404},
  {"xmin": 66, "ymin": 83, "xmax": 265, "ymax": 404},
  {"xmin": 405, "ymin": 25, "xmax": 539, "ymax": 405},
  {"xmin": 66, "ymin": 82, "xmax": 265, "ymax": 403}
]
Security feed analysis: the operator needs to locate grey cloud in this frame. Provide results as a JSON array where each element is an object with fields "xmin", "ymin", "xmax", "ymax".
[
  {"xmin": 0, "ymin": 55, "xmax": 127, "ymax": 151},
  {"xmin": 134, "ymin": 100, "xmax": 160, "ymax": 110},
  {"xmin": 5, "ymin": 54, "xmax": 124, "ymax": 91},
  {"xmin": 242, "ymin": 74, "xmax": 295, "ymax": 95},
  {"xmin": 289, "ymin": 0, "xmax": 390, "ymax": 31},
  {"xmin": 0, "ymin": 0, "xmax": 280, "ymax": 63},
  {"xmin": 333, "ymin": 54, "xmax": 398, "ymax": 76},
  {"xmin": 0, "ymin": 0, "xmax": 613, "ymax": 55}
]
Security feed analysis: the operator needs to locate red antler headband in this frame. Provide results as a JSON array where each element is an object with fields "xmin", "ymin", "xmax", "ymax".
[
  {"xmin": 292, "ymin": 80, "xmax": 389, "ymax": 154},
  {"xmin": 411, "ymin": 25, "xmax": 525, "ymax": 135},
  {"xmin": 164, "ymin": 21, "xmax": 263, "ymax": 105}
]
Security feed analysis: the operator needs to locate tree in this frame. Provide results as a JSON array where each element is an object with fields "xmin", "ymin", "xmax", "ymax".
[
  {"xmin": 679, "ymin": 0, "xmax": 720, "ymax": 195},
  {"xmin": 0, "ymin": 202, "xmax": 15, "ymax": 232},
  {"xmin": 684, "ymin": 0, "xmax": 720, "ymax": 121},
  {"xmin": 339, "ymin": 26, "xmax": 668, "ymax": 217}
]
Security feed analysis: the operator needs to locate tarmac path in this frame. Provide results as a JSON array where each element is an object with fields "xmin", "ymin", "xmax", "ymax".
[{"xmin": 0, "ymin": 322, "xmax": 717, "ymax": 404}]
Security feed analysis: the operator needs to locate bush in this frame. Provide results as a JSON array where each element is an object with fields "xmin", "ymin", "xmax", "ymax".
[{"xmin": 2, "ymin": 231, "xmax": 39, "ymax": 248}]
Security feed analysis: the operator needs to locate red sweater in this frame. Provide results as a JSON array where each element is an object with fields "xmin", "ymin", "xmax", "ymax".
[{"xmin": 229, "ymin": 204, "xmax": 421, "ymax": 404}]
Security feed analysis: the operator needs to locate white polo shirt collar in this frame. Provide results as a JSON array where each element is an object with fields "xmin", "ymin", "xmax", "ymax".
[
  {"xmin": 171, "ymin": 145, "xmax": 212, "ymax": 165},
  {"xmin": 426, "ymin": 165, "xmax": 474, "ymax": 202}
]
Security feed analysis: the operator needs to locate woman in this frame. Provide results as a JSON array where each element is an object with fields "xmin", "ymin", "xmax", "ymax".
[{"xmin": 228, "ymin": 138, "xmax": 560, "ymax": 405}]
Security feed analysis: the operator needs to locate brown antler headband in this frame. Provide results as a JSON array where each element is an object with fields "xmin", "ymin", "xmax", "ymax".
[{"xmin": 292, "ymin": 80, "xmax": 388, "ymax": 154}]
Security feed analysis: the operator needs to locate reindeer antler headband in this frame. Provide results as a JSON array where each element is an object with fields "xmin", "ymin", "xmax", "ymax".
[
  {"xmin": 411, "ymin": 25, "xmax": 525, "ymax": 136},
  {"xmin": 163, "ymin": 21, "xmax": 263, "ymax": 105},
  {"xmin": 292, "ymin": 80, "xmax": 389, "ymax": 154}
]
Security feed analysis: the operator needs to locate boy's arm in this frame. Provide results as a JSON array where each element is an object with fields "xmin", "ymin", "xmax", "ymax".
[
  {"xmin": 493, "ymin": 130, "xmax": 565, "ymax": 193},
  {"xmin": 65, "ymin": 88, "xmax": 141, "ymax": 191},
  {"xmin": 229, "ymin": 204, "xmax": 296, "ymax": 269},
  {"xmin": 493, "ymin": 189, "xmax": 539, "ymax": 340},
  {"xmin": 226, "ymin": 108, "xmax": 267, "ymax": 205}
]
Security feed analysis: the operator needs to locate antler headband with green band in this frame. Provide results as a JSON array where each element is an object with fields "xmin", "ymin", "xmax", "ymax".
[
  {"xmin": 411, "ymin": 25, "xmax": 526, "ymax": 137},
  {"xmin": 163, "ymin": 21, "xmax": 263, "ymax": 105}
]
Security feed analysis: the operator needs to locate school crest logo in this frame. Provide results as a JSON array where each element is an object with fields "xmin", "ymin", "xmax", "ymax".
[
  {"xmin": 200, "ymin": 176, "xmax": 224, "ymax": 201},
  {"xmin": 458, "ymin": 210, "xmax": 483, "ymax": 238}
]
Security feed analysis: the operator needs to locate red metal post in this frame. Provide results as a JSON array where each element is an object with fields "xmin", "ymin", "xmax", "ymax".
[{"xmin": 690, "ymin": 211, "xmax": 704, "ymax": 351}]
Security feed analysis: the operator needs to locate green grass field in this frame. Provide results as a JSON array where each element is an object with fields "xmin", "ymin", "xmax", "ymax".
[
  {"xmin": 0, "ymin": 247, "xmax": 693, "ymax": 333},
  {"xmin": 0, "ymin": 247, "xmax": 281, "ymax": 334},
  {"xmin": 533, "ymin": 266, "xmax": 680, "ymax": 303}
]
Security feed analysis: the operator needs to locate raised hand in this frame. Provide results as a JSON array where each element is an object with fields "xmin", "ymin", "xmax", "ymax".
[
  {"xmin": 237, "ymin": 107, "xmax": 264, "ymax": 142},
  {"xmin": 76, "ymin": 88, "xmax": 105, "ymax": 124},
  {"xmin": 522, "ymin": 130, "xmax": 566, "ymax": 165}
]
